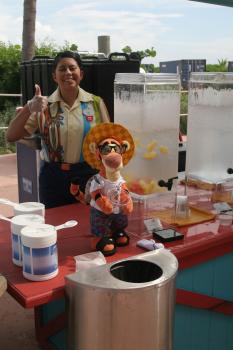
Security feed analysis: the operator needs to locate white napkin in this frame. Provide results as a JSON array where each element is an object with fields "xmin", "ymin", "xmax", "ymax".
[
  {"xmin": 144, "ymin": 218, "xmax": 163, "ymax": 233},
  {"xmin": 74, "ymin": 251, "xmax": 106, "ymax": 271},
  {"xmin": 137, "ymin": 239, "xmax": 164, "ymax": 251}
]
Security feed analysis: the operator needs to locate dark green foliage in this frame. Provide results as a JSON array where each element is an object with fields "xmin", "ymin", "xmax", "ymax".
[
  {"xmin": 122, "ymin": 46, "xmax": 156, "ymax": 60},
  {"xmin": 0, "ymin": 42, "xmax": 21, "ymax": 95},
  {"xmin": 180, "ymin": 92, "xmax": 188, "ymax": 135},
  {"xmin": 0, "ymin": 102, "xmax": 18, "ymax": 154},
  {"xmin": 206, "ymin": 59, "xmax": 228, "ymax": 72},
  {"xmin": 141, "ymin": 64, "xmax": 160, "ymax": 73}
]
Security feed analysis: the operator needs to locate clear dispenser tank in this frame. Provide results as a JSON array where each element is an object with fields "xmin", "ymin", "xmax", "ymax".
[
  {"xmin": 114, "ymin": 73, "xmax": 181, "ymax": 198},
  {"xmin": 186, "ymin": 72, "xmax": 233, "ymax": 184}
]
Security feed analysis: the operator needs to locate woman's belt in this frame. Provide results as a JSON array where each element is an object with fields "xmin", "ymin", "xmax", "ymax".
[{"xmin": 44, "ymin": 162, "xmax": 84, "ymax": 171}]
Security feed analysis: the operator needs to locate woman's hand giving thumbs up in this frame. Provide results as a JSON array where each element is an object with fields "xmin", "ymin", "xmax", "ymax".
[{"xmin": 27, "ymin": 84, "xmax": 48, "ymax": 113}]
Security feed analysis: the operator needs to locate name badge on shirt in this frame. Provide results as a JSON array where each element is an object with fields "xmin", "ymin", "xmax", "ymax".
[{"xmin": 86, "ymin": 115, "xmax": 93, "ymax": 122}]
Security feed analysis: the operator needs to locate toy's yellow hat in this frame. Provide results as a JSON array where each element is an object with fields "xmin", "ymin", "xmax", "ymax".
[{"xmin": 83, "ymin": 123, "xmax": 135, "ymax": 170}]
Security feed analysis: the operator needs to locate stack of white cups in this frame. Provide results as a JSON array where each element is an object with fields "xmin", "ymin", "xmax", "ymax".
[
  {"xmin": 1, "ymin": 200, "xmax": 80, "ymax": 281},
  {"xmin": 1, "ymin": 200, "xmax": 59, "ymax": 281},
  {"xmin": 21, "ymin": 223, "xmax": 58, "ymax": 281},
  {"xmin": 13, "ymin": 202, "xmax": 58, "ymax": 281},
  {"xmin": 11, "ymin": 214, "xmax": 45, "ymax": 266}
]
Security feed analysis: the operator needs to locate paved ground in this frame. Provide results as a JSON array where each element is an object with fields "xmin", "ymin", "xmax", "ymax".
[{"xmin": 0, "ymin": 154, "xmax": 41, "ymax": 349}]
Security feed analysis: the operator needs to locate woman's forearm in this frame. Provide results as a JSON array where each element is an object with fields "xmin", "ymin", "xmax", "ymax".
[{"xmin": 6, "ymin": 104, "xmax": 32, "ymax": 142}]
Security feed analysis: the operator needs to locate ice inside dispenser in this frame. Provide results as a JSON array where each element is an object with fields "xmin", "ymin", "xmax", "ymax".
[
  {"xmin": 114, "ymin": 73, "xmax": 181, "ymax": 198},
  {"xmin": 186, "ymin": 72, "xmax": 233, "ymax": 185}
]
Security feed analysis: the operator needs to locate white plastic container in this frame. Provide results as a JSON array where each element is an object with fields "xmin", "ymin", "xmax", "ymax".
[
  {"xmin": 21, "ymin": 224, "xmax": 58, "ymax": 281},
  {"xmin": 14, "ymin": 202, "xmax": 45, "ymax": 217},
  {"xmin": 186, "ymin": 72, "xmax": 233, "ymax": 184},
  {"xmin": 218, "ymin": 214, "xmax": 232, "ymax": 227},
  {"xmin": 114, "ymin": 73, "xmax": 180, "ymax": 198},
  {"xmin": 11, "ymin": 214, "xmax": 45, "ymax": 266}
]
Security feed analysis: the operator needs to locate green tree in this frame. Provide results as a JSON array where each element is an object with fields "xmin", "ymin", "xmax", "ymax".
[
  {"xmin": 0, "ymin": 42, "xmax": 22, "ymax": 95},
  {"xmin": 180, "ymin": 92, "xmax": 188, "ymax": 135},
  {"xmin": 206, "ymin": 58, "xmax": 228, "ymax": 72},
  {"xmin": 141, "ymin": 64, "xmax": 160, "ymax": 73},
  {"xmin": 122, "ymin": 46, "xmax": 156, "ymax": 60}
]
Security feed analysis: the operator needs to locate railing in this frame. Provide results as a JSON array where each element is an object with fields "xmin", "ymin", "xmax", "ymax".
[
  {"xmin": 0, "ymin": 94, "xmax": 22, "ymax": 153},
  {"xmin": 0, "ymin": 93, "xmax": 22, "ymax": 130}
]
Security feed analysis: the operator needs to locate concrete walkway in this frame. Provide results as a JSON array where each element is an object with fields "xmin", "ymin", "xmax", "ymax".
[{"xmin": 0, "ymin": 154, "xmax": 41, "ymax": 349}]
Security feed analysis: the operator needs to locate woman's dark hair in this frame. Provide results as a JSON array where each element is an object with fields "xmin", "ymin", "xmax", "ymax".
[{"xmin": 53, "ymin": 51, "xmax": 83, "ymax": 71}]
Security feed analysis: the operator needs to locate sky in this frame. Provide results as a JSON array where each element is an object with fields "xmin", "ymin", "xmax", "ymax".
[{"xmin": 0, "ymin": 0, "xmax": 232, "ymax": 65}]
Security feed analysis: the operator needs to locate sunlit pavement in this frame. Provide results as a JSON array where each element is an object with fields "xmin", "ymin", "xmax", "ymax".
[{"xmin": 0, "ymin": 153, "xmax": 41, "ymax": 350}]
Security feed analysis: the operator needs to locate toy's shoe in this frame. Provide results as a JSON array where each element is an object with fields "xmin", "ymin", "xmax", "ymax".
[
  {"xmin": 91, "ymin": 236, "xmax": 116, "ymax": 256},
  {"xmin": 112, "ymin": 230, "xmax": 130, "ymax": 247}
]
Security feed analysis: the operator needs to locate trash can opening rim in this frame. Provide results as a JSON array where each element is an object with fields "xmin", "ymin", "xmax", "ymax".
[{"xmin": 110, "ymin": 259, "xmax": 163, "ymax": 283}]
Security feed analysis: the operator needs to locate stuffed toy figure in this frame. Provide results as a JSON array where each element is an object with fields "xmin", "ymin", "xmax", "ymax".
[{"xmin": 70, "ymin": 123, "xmax": 135, "ymax": 256}]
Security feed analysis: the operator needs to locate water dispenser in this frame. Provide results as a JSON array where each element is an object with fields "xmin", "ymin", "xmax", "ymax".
[
  {"xmin": 114, "ymin": 73, "xmax": 181, "ymax": 198},
  {"xmin": 186, "ymin": 72, "xmax": 233, "ymax": 185}
]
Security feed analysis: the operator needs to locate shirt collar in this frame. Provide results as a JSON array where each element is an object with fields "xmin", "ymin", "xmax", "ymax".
[{"xmin": 48, "ymin": 87, "xmax": 94, "ymax": 104}]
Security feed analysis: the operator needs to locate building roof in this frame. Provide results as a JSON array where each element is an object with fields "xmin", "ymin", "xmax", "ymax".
[{"xmin": 190, "ymin": 0, "xmax": 233, "ymax": 7}]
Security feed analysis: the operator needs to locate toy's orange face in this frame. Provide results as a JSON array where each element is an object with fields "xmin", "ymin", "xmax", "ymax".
[{"xmin": 97, "ymin": 138, "xmax": 125, "ymax": 170}]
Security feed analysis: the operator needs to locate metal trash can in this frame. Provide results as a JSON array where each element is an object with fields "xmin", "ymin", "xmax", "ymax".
[{"xmin": 65, "ymin": 249, "xmax": 178, "ymax": 350}]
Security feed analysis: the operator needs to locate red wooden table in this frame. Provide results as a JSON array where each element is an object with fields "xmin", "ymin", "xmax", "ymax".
[
  {"xmin": 1, "ymin": 201, "xmax": 233, "ymax": 349},
  {"xmin": 1, "ymin": 202, "xmax": 232, "ymax": 308}
]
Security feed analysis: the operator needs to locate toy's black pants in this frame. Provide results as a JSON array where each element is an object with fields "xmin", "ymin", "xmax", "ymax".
[{"xmin": 39, "ymin": 161, "xmax": 97, "ymax": 209}]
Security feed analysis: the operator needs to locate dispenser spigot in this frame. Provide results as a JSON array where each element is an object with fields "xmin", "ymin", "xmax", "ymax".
[
  {"xmin": 158, "ymin": 176, "xmax": 178, "ymax": 191},
  {"xmin": 227, "ymin": 168, "xmax": 233, "ymax": 174}
]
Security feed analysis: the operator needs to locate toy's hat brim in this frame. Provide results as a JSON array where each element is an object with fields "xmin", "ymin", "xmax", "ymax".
[{"xmin": 83, "ymin": 123, "xmax": 135, "ymax": 170}]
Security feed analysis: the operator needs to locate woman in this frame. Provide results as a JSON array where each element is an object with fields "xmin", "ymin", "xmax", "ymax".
[{"xmin": 6, "ymin": 51, "xmax": 110, "ymax": 208}]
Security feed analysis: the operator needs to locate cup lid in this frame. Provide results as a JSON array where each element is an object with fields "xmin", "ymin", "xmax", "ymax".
[{"xmin": 11, "ymin": 214, "xmax": 44, "ymax": 226}]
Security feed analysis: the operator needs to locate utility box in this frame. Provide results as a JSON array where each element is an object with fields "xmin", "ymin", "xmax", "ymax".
[
  {"xmin": 160, "ymin": 59, "xmax": 206, "ymax": 89},
  {"xmin": 228, "ymin": 61, "xmax": 233, "ymax": 72},
  {"xmin": 65, "ymin": 249, "xmax": 178, "ymax": 350},
  {"xmin": 16, "ymin": 138, "xmax": 41, "ymax": 202}
]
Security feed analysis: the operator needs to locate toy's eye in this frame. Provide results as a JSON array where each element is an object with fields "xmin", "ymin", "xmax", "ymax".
[
  {"xmin": 98, "ymin": 143, "xmax": 122, "ymax": 155},
  {"xmin": 121, "ymin": 144, "xmax": 128, "ymax": 153}
]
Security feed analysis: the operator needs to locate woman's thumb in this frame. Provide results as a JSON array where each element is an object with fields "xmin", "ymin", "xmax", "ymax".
[{"xmin": 34, "ymin": 84, "xmax": 41, "ymax": 96}]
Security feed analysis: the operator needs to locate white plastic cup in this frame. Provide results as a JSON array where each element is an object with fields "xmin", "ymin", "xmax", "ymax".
[
  {"xmin": 11, "ymin": 214, "xmax": 45, "ymax": 266},
  {"xmin": 175, "ymin": 195, "xmax": 190, "ymax": 218},
  {"xmin": 218, "ymin": 214, "xmax": 232, "ymax": 227},
  {"xmin": 13, "ymin": 202, "xmax": 45, "ymax": 217},
  {"xmin": 152, "ymin": 218, "xmax": 163, "ymax": 230},
  {"xmin": 21, "ymin": 223, "xmax": 58, "ymax": 281},
  {"xmin": 107, "ymin": 188, "xmax": 130, "ymax": 214}
]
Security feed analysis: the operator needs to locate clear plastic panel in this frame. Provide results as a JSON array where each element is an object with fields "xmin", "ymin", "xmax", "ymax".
[
  {"xmin": 186, "ymin": 72, "xmax": 233, "ymax": 184},
  {"xmin": 114, "ymin": 73, "xmax": 181, "ymax": 199}
]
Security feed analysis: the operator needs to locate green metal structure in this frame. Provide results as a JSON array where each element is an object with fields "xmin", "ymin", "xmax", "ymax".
[{"xmin": 190, "ymin": 0, "xmax": 233, "ymax": 7}]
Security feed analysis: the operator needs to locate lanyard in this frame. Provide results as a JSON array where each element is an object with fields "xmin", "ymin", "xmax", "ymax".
[{"xmin": 79, "ymin": 102, "xmax": 92, "ymax": 162}]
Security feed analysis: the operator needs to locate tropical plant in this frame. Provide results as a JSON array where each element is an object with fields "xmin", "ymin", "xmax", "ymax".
[
  {"xmin": 206, "ymin": 58, "xmax": 228, "ymax": 72},
  {"xmin": 122, "ymin": 46, "xmax": 156, "ymax": 60}
]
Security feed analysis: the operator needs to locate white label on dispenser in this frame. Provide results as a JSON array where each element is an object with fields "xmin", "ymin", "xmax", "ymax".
[
  {"xmin": 23, "ymin": 244, "xmax": 58, "ymax": 275},
  {"xmin": 22, "ymin": 177, "xmax": 32, "ymax": 194}
]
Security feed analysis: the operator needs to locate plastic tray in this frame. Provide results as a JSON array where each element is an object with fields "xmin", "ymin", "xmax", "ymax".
[
  {"xmin": 180, "ymin": 178, "xmax": 215, "ymax": 191},
  {"xmin": 150, "ymin": 206, "xmax": 216, "ymax": 227},
  {"xmin": 211, "ymin": 192, "xmax": 233, "ymax": 206}
]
